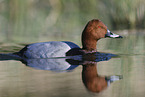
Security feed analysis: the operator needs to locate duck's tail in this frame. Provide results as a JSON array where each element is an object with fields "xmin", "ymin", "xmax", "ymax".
[{"xmin": 0, "ymin": 53, "xmax": 22, "ymax": 61}]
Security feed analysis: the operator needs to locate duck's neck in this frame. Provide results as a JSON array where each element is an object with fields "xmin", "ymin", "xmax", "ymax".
[
  {"xmin": 82, "ymin": 38, "xmax": 97, "ymax": 51},
  {"xmin": 81, "ymin": 26, "xmax": 98, "ymax": 51}
]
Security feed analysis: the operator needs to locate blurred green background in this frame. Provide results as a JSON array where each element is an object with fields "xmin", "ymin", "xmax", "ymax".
[{"xmin": 0, "ymin": 0, "xmax": 145, "ymax": 42}]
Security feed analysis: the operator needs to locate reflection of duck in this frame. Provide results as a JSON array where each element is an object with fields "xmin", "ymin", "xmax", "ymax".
[
  {"xmin": 1, "ymin": 19, "xmax": 122, "ymax": 60},
  {"xmin": 82, "ymin": 62, "xmax": 122, "ymax": 93},
  {"xmin": 22, "ymin": 52, "xmax": 122, "ymax": 93},
  {"xmin": 0, "ymin": 49, "xmax": 122, "ymax": 92}
]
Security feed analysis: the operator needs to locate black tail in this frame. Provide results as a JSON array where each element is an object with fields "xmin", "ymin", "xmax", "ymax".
[{"xmin": 0, "ymin": 53, "xmax": 22, "ymax": 61}]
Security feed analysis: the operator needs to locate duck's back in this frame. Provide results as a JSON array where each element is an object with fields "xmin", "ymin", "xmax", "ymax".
[{"xmin": 19, "ymin": 41, "xmax": 80, "ymax": 58}]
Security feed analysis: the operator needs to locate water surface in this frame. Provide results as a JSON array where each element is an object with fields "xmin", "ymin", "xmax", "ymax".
[{"xmin": 0, "ymin": 32, "xmax": 144, "ymax": 97}]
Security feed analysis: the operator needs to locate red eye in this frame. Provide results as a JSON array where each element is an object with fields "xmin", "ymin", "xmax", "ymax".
[{"xmin": 98, "ymin": 26, "xmax": 101, "ymax": 28}]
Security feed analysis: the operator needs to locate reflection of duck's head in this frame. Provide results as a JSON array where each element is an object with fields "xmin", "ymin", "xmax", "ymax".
[
  {"xmin": 82, "ymin": 63, "xmax": 122, "ymax": 93},
  {"xmin": 82, "ymin": 63, "xmax": 107, "ymax": 93},
  {"xmin": 86, "ymin": 77, "xmax": 107, "ymax": 93}
]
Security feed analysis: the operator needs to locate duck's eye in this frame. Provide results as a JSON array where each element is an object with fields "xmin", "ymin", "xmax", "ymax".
[
  {"xmin": 98, "ymin": 26, "xmax": 101, "ymax": 28},
  {"xmin": 98, "ymin": 26, "xmax": 103, "ymax": 29}
]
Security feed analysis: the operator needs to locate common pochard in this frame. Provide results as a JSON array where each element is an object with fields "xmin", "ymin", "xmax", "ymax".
[{"xmin": 15, "ymin": 19, "xmax": 122, "ymax": 59}]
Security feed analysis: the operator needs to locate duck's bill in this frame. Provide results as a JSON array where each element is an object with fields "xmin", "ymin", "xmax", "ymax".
[{"xmin": 105, "ymin": 29, "xmax": 123, "ymax": 38}]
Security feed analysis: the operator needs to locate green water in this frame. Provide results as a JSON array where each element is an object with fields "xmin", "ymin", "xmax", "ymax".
[{"xmin": 0, "ymin": 31, "xmax": 144, "ymax": 97}]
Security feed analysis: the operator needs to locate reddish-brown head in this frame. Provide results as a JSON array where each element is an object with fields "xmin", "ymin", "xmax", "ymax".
[
  {"xmin": 82, "ymin": 19, "xmax": 107, "ymax": 51},
  {"xmin": 82, "ymin": 19, "xmax": 107, "ymax": 41},
  {"xmin": 82, "ymin": 19, "xmax": 122, "ymax": 51}
]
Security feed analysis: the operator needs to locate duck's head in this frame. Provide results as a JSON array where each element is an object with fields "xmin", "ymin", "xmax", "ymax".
[{"xmin": 82, "ymin": 19, "xmax": 122, "ymax": 51}]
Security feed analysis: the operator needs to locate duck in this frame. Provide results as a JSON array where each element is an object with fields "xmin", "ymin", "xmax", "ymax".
[{"xmin": 13, "ymin": 19, "xmax": 122, "ymax": 59}]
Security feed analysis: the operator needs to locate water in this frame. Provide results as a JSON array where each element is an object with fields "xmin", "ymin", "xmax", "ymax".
[{"xmin": 0, "ymin": 32, "xmax": 145, "ymax": 97}]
